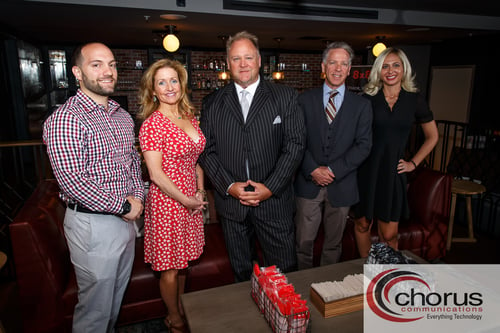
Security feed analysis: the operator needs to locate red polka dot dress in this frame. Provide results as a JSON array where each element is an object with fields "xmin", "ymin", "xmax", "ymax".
[{"xmin": 139, "ymin": 110, "xmax": 206, "ymax": 271}]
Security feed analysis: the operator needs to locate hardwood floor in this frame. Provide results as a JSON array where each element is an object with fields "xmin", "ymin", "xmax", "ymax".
[{"xmin": 441, "ymin": 225, "xmax": 500, "ymax": 264}]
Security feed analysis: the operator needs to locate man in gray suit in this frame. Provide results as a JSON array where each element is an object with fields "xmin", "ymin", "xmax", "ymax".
[
  {"xmin": 199, "ymin": 31, "xmax": 305, "ymax": 282},
  {"xmin": 294, "ymin": 41, "xmax": 372, "ymax": 269}
]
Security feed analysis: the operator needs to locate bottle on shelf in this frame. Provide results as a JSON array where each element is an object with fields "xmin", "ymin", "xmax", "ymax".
[
  {"xmin": 201, "ymin": 74, "xmax": 206, "ymax": 89},
  {"xmin": 196, "ymin": 74, "xmax": 202, "ymax": 89}
]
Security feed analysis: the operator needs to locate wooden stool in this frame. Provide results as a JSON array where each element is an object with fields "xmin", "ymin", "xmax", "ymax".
[
  {"xmin": 0, "ymin": 252, "xmax": 6, "ymax": 270},
  {"xmin": 446, "ymin": 179, "xmax": 486, "ymax": 250}
]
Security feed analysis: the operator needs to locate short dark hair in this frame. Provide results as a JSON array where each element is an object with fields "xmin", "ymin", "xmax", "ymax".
[
  {"xmin": 71, "ymin": 44, "xmax": 85, "ymax": 67},
  {"xmin": 71, "ymin": 42, "xmax": 106, "ymax": 67}
]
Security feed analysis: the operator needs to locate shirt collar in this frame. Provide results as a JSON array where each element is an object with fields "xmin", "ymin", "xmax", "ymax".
[
  {"xmin": 323, "ymin": 83, "xmax": 346, "ymax": 98},
  {"xmin": 76, "ymin": 89, "xmax": 120, "ymax": 114},
  {"xmin": 235, "ymin": 76, "xmax": 260, "ymax": 99}
]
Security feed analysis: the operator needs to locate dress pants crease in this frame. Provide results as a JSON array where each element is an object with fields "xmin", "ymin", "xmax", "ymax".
[
  {"xmin": 64, "ymin": 209, "xmax": 136, "ymax": 333},
  {"xmin": 221, "ymin": 211, "xmax": 296, "ymax": 282},
  {"xmin": 295, "ymin": 187, "xmax": 349, "ymax": 270}
]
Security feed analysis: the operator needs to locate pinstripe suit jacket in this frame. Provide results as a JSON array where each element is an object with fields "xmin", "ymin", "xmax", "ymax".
[
  {"xmin": 199, "ymin": 79, "xmax": 306, "ymax": 222},
  {"xmin": 294, "ymin": 87, "xmax": 372, "ymax": 207}
]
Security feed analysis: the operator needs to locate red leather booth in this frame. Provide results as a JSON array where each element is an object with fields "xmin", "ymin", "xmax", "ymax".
[{"xmin": 9, "ymin": 167, "xmax": 451, "ymax": 332}]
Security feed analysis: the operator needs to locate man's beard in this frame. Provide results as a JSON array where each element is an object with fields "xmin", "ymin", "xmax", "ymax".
[{"xmin": 80, "ymin": 73, "xmax": 116, "ymax": 96}]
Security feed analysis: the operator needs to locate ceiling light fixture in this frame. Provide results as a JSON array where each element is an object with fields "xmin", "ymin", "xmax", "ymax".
[
  {"xmin": 372, "ymin": 36, "xmax": 387, "ymax": 57},
  {"xmin": 272, "ymin": 37, "xmax": 285, "ymax": 81},
  {"xmin": 162, "ymin": 25, "xmax": 180, "ymax": 53},
  {"xmin": 217, "ymin": 35, "xmax": 230, "ymax": 81},
  {"xmin": 159, "ymin": 14, "xmax": 187, "ymax": 20}
]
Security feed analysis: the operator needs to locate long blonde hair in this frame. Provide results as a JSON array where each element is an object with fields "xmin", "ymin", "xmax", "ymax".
[
  {"xmin": 363, "ymin": 47, "xmax": 418, "ymax": 96},
  {"xmin": 138, "ymin": 58, "xmax": 194, "ymax": 120}
]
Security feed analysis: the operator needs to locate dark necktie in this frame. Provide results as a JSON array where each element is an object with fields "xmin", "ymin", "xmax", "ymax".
[{"xmin": 325, "ymin": 90, "xmax": 338, "ymax": 124}]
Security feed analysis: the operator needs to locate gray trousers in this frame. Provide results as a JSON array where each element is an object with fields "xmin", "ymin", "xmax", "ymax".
[
  {"xmin": 64, "ymin": 208, "xmax": 136, "ymax": 333},
  {"xmin": 295, "ymin": 187, "xmax": 350, "ymax": 270}
]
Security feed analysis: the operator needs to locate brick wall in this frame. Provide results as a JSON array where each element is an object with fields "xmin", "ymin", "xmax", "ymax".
[
  {"xmin": 190, "ymin": 50, "xmax": 324, "ymax": 112},
  {"xmin": 113, "ymin": 48, "xmax": 148, "ymax": 117},
  {"xmin": 276, "ymin": 53, "xmax": 323, "ymax": 92},
  {"xmin": 110, "ymin": 48, "xmax": 325, "ymax": 123},
  {"xmin": 190, "ymin": 50, "xmax": 230, "ymax": 114}
]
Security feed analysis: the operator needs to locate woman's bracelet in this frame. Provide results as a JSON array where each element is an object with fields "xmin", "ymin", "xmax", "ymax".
[
  {"xmin": 410, "ymin": 160, "xmax": 418, "ymax": 169},
  {"xmin": 196, "ymin": 189, "xmax": 207, "ymax": 196}
]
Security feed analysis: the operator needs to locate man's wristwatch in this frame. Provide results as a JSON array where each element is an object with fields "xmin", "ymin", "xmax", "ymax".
[{"xmin": 121, "ymin": 201, "xmax": 131, "ymax": 215}]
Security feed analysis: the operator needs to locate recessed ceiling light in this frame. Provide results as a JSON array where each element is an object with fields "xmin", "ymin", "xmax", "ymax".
[
  {"xmin": 298, "ymin": 36, "xmax": 326, "ymax": 40},
  {"xmin": 406, "ymin": 27, "xmax": 430, "ymax": 32},
  {"xmin": 160, "ymin": 14, "xmax": 187, "ymax": 20}
]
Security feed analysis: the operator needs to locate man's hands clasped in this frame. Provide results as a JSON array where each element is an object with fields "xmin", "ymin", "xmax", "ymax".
[
  {"xmin": 228, "ymin": 180, "xmax": 272, "ymax": 207},
  {"xmin": 311, "ymin": 166, "xmax": 335, "ymax": 187}
]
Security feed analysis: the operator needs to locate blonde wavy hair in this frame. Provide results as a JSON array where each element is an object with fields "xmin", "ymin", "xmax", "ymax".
[
  {"xmin": 363, "ymin": 47, "xmax": 418, "ymax": 96},
  {"xmin": 138, "ymin": 58, "xmax": 194, "ymax": 120}
]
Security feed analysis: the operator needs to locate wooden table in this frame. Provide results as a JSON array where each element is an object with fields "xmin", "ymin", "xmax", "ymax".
[
  {"xmin": 181, "ymin": 251, "xmax": 425, "ymax": 333},
  {"xmin": 446, "ymin": 179, "xmax": 486, "ymax": 250}
]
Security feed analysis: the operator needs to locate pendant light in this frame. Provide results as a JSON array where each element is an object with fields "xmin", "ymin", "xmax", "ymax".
[
  {"xmin": 218, "ymin": 35, "xmax": 230, "ymax": 81},
  {"xmin": 272, "ymin": 37, "xmax": 285, "ymax": 81},
  {"xmin": 372, "ymin": 36, "xmax": 387, "ymax": 57},
  {"xmin": 162, "ymin": 25, "xmax": 180, "ymax": 53}
]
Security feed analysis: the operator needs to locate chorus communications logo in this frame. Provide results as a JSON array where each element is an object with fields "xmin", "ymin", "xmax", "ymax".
[
  {"xmin": 364, "ymin": 265, "xmax": 500, "ymax": 333},
  {"xmin": 366, "ymin": 268, "xmax": 483, "ymax": 323}
]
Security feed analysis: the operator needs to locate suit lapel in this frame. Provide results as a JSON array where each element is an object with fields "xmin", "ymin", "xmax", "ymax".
[
  {"xmin": 311, "ymin": 88, "xmax": 325, "ymax": 122},
  {"xmin": 333, "ymin": 90, "xmax": 352, "ymax": 126},
  {"xmin": 245, "ymin": 81, "xmax": 270, "ymax": 125},
  {"xmin": 223, "ymin": 83, "xmax": 245, "ymax": 124},
  {"xmin": 309, "ymin": 88, "xmax": 330, "ymax": 147}
]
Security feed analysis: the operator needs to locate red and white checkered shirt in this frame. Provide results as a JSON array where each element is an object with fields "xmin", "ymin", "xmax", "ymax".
[{"xmin": 43, "ymin": 90, "xmax": 144, "ymax": 214}]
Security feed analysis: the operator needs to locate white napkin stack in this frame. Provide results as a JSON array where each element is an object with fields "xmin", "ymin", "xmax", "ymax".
[{"xmin": 311, "ymin": 274, "xmax": 364, "ymax": 302}]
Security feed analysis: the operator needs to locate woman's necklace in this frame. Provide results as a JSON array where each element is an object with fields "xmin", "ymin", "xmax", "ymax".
[{"xmin": 383, "ymin": 89, "xmax": 400, "ymax": 99}]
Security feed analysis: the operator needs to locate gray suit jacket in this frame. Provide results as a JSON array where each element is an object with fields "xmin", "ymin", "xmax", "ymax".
[
  {"xmin": 294, "ymin": 87, "xmax": 372, "ymax": 207},
  {"xmin": 199, "ymin": 79, "xmax": 306, "ymax": 221}
]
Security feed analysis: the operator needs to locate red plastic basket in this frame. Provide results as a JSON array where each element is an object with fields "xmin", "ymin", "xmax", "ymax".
[{"xmin": 251, "ymin": 273, "xmax": 310, "ymax": 333}]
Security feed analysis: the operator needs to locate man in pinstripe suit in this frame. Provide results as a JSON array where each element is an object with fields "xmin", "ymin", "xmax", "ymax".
[
  {"xmin": 294, "ymin": 42, "xmax": 372, "ymax": 269},
  {"xmin": 199, "ymin": 31, "xmax": 305, "ymax": 282}
]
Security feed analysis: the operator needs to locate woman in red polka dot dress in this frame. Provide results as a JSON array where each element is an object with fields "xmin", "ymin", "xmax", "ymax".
[{"xmin": 138, "ymin": 59, "xmax": 207, "ymax": 333}]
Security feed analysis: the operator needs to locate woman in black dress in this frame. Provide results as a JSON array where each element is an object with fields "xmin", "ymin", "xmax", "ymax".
[{"xmin": 354, "ymin": 47, "xmax": 438, "ymax": 257}]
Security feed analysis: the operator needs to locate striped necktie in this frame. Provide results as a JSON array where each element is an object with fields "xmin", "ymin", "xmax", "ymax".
[{"xmin": 325, "ymin": 90, "xmax": 338, "ymax": 124}]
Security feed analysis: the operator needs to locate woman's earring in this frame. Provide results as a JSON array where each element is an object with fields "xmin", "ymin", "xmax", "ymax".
[{"xmin": 153, "ymin": 96, "xmax": 157, "ymax": 102}]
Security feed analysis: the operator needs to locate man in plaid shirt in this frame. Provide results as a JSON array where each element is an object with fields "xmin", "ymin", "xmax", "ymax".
[{"xmin": 43, "ymin": 42, "xmax": 144, "ymax": 333}]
